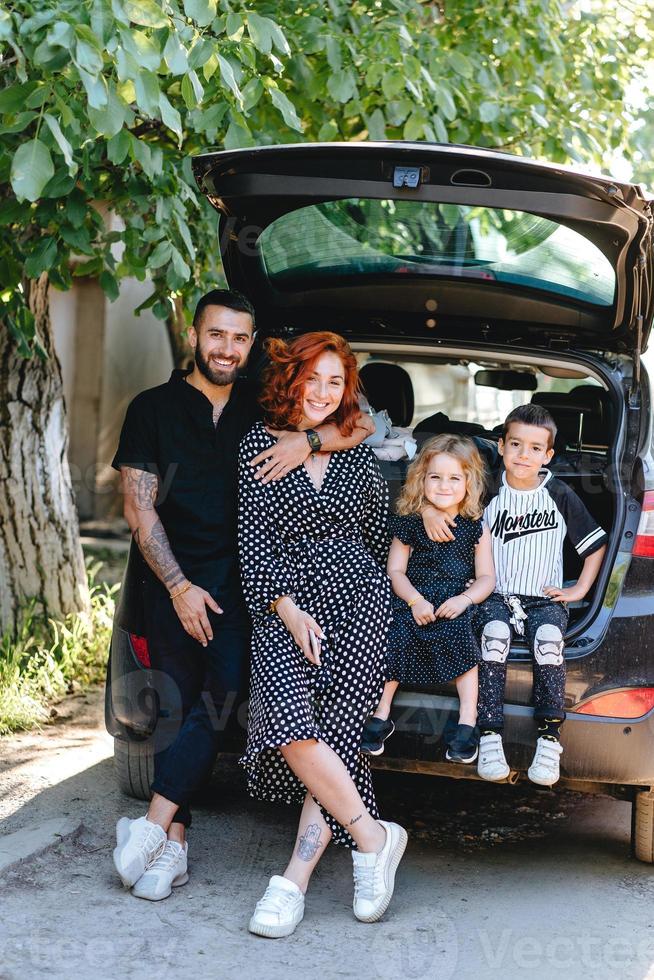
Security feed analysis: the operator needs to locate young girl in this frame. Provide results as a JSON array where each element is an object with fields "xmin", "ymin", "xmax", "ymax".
[{"xmin": 361, "ymin": 434, "xmax": 495, "ymax": 764}]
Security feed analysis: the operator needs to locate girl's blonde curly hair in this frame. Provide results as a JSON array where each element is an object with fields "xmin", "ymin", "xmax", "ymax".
[{"xmin": 396, "ymin": 434, "xmax": 487, "ymax": 519}]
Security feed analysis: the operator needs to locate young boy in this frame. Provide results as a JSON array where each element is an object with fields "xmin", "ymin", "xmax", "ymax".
[{"xmin": 424, "ymin": 403, "xmax": 607, "ymax": 786}]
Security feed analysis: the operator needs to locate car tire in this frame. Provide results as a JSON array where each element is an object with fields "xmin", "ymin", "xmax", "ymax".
[
  {"xmin": 113, "ymin": 737, "xmax": 154, "ymax": 802},
  {"xmin": 632, "ymin": 789, "xmax": 654, "ymax": 863}
]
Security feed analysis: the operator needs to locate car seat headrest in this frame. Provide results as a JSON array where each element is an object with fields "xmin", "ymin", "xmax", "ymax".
[{"xmin": 359, "ymin": 362, "xmax": 415, "ymax": 427}]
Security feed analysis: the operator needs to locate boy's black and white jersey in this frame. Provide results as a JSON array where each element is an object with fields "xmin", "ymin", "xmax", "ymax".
[{"xmin": 484, "ymin": 470, "xmax": 607, "ymax": 597}]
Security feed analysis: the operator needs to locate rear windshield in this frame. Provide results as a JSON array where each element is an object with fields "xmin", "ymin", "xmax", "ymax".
[{"xmin": 258, "ymin": 199, "xmax": 615, "ymax": 307}]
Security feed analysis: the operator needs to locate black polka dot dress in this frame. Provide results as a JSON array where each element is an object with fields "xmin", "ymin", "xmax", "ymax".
[
  {"xmin": 237, "ymin": 422, "xmax": 392, "ymax": 848},
  {"xmin": 386, "ymin": 513, "xmax": 483, "ymax": 686}
]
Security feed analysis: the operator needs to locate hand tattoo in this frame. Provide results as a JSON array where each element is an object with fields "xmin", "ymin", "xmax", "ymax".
[
  {"xmin": 348, "ymin": 814, "xmax": 362, "ymax": 827},
  {"xmin": 297, "ymin": 823, "xmax": 322, "ymax": 861}
]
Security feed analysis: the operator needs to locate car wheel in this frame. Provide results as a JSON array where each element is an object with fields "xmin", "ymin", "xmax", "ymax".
[
  {"xmin": 632, "ymin": 789, "xmax": 654, "ymax": 863},
  {"xmin": 113, "ymin": 737, "xmax": 154, "ymax": 802}
]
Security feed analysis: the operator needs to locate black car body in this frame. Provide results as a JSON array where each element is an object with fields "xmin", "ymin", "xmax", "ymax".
[{"xmin": 106, "ymin": 142, "xmax": 654, "ymax": 860}]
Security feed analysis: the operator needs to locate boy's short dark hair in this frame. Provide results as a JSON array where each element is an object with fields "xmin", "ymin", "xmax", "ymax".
[
  {"xmin": 502, "ymin": 403, "xmax": 557, "ymax": 449},
  {"xmin": 193, "ymin": 288, "xmax": 256, "ymax": 332}
]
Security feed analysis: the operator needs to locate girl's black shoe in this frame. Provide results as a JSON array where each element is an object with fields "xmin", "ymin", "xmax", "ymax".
[
  {"xmin": 360, "ymin": 717, "xmax": 395, "ymax": 756},
  {"xmin": 445, "ymin": 724, "xmax": 478, "ymax": 764}
]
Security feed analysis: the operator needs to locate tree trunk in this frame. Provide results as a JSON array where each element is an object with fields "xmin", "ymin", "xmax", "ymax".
[
  {"xmin": 165, "ymin": 294, "xmax": 192, "ymax": 369},
  {"xmin": 0, "ymin": 274, "xmax": 90, "ymax": 634}
]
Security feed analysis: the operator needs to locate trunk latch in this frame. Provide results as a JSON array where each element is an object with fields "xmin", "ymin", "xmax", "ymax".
[{"xmin": 393, "ymin": 166, "xmax": 422, "ymax": 189}]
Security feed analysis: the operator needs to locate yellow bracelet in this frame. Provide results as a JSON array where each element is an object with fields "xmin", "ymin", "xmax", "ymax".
[
  {"xmin": 170, "ymin": 580, "xmax": 192, "ymax": 601},
  {"xmin": 407, "ymin": 596, "xmax": 420, "ymax": 608},
  {"xmin": 269, "ymin": 595, "xmax": 286, "ymax": 615}
]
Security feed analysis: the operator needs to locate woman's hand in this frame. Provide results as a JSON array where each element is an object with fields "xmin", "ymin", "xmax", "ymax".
[
  {"xmin": 434, "ymin": 594, "xmax": 473, "ymax": 620},
  {"xmin": 422, "ymin": 505, "xmax": 457, "ymax": 542},
  {"xmin": 251, "ymin": 430, "xmax": 310, "ymax": 484},
  {"xmin": 411, "ymin": 597, "xmax": 436, "ymax": 626},
  {"xmin": 172, "ymin": 583, "xmax": 223, "ymax": 646},
  {"xmin": 275, "ymin": 596, "xmax": 326, "ymax": 664}
]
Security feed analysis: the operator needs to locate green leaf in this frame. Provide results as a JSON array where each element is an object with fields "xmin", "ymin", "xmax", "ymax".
[
  {"xmin": 0, "ymin": 111, "xmax": 37, "ymax": 135},
  {"xmin": 88, "ymin": 86, "xmax": 128, "ymax": 137},
  {"xmin": 131, "ymin": 136, "xmax": 155, "ymax": 178},
  {"xmin": 364, "ymin": 108, "xmax": 386, "ymax": 141},
  {"xmin": 123, "ymin": 0, "xmax": 168, "ymax": 28},
  {"xmin": 74, "ymin": 36, "xmax": 104, "ymax": 75},
  {"xmin": 159, "ymin": 92, "xmax": 183, "ymax": 145},
  {"xmin": 403, "ymin": 111, "xmax": 425, "ymax": 141},
  {"xmin": 318, "ymin": 119, "xmax": 338, "ymax": 141},
  {"xmin": 60, "ymin": 225, "xmax": 94, "ymax": 254},
  {"xmin": 226, "ymin": 12, "xmax": 243, "ymax": 40},
  {"xmin": 120, "ymin": 27, "xmax": 162, "ymax": 72},
  {"xmin": 24, "ymin": 236, "xmax": 58, "ymax": 278},
  {"xmin": 73, "ymin": 257, "xmax": 103, "ymax": 277},
  {"xmin": 100, "ymin": 270, "xmax": 119, "ymax": 301},
  {"xmin": 431, "ymin": 113, "xmax": 448, "ymax": 143},
  {"xmin": 241, "ymin": 77, "xmax": 263, "ymax": 111},
  {"xmin": 10, "ymin": 139, "xmax": 54, "ymax": 202},
  {"xmin": 0, "ymin": 82, "xmax": 38, "ymax": 113},
  {"xmin": 183, "ymin": 0, "xmax": 217, "ymax": 28},
  {"xmin": 174, "ymin": 213, "xmax": 196, "ymax": 261},
  {"xmin": 479, "ymin": 101, "xmax": 500, "ymax": 123},
  {"xmin": 181, "ymin": 70, "xmax": 204, "ymax": 109},
  {"xmin": 247, "ymin": 12, "xmax": 273, "ymax": 54},
  {"xmin": 223, "ymin": 117, "xmax": 254, "ymax": 149},
  {"xmin": 437, "ymin": 87, "xmax": 457, "ymax": 122},
  {"xmin": 134, "ymin": 70, "xmax": 160, "ymax": 116},
  {"xmin": 79, "ymin": 68, "xmax": 108, "ymax": 109},
  {"xmin": 170, "ymin": 245, "xmax": 190, "ymax": 281},
  {"xmin": 449, "ymin": 51, "xmax": 473, "ymax": 78},
  {"xmin": 148, "ymin": 239, "xmax": 173, "ymax": 268},
  {"xmin": 163, "ymin": 31, "xmax": 188, "ymax": 75},
  {"xmin": 217, "ymin": 54, "xmax": 242, "ymax": 102},
  {"xmin": 269, "ymin": 86, "xmax": 302, "ymax": 132},
  {"xmin": 65, "ymin": 191, "xmax": 88, "ymax": 228},
  {"xmin": 325, "ymin": 37, "xmax": 342, "ymax": 71},
  {"xmin": 327, "ymin": 69, "xmax": 358, "ymax": 104},
  {"xmin": 43, "ymin": 113, "xmax": 77, "ymax": 176},
  {"xmin": 381, "ymin": 71, "xmax": 405, "ymax": 101}
]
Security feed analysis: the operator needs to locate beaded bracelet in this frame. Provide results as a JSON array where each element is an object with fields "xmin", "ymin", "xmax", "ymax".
[
  {"xmin": 170, "ymin": 580, "xmax": 192, "ymax": 601},
  {"xmin": 407, "ymin": 596, "xmax": 420, "ymax": 608}
]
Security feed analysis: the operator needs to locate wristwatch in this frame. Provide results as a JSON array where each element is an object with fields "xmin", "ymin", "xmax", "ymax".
[{"xmin": 305, "ymin": 429, "xmax": 322, "ymax": 453}]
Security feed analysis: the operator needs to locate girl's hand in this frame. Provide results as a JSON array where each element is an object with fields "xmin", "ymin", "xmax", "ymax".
[
  {"xmin": 411, "ymin": 598, "xmax": 436, "ymax": 625},
  {"xmin": 543, "ymin": 584, "xmax": 583, "ymax": 604},
  {"xmin": 275, "ymin": 598, "xmax": 325, "ymax": 664},
  {"xmin": 434, "ymin": 594, "xmax": 473, "ymax": 620}
]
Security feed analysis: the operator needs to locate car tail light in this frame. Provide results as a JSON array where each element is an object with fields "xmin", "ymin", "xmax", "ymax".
[
  {"xmin": 129, "ymin": 634, "xmax": 151, "ymax": 668},
  {"xmin": 576, "ymin": 687, "xmax": 654, "ymax": 718},
  {"xmin": 633, "ymin": 491, "xmax": 654, "ymax": 558}
]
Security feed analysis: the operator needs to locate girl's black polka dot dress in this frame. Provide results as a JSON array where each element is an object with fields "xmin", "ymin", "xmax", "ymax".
[
  {"xmin": 237, "ymin": 422, "xmax": 392, "ymax": 848},
  {"xmin": 387, "ymin": 513, "xmax": 483, "ymax": 686}
]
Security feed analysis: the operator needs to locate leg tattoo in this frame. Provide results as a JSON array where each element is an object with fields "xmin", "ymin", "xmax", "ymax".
[{"xmin": 297, "ymin": 823, "xmax": 322, "ymax": 861}]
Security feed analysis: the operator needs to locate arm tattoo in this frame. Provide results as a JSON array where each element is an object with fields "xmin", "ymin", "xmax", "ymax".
[
  {"xmin": 123, "ymin": 467, "xmax": 159, "ymax": 510},
  {"xmin": 297, "ymin": 823, "xmax": 322, "ymax": 861},
  {"xmin": 348, "ymin": 813, "xmax": 362, "ymax": 827},
  {"xmin": 136, "ymin": 517, "xmax": 186, "ymax": 591}
]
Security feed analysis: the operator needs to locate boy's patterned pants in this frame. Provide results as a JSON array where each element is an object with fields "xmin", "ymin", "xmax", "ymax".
[{"xmin": 474, "ymin": 593, "xmax": 569, "ymax": 730}]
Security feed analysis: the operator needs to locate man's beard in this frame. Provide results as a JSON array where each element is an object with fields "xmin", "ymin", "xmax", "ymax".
[{"xmin": 194, "ymin": 344, "xmax": 241, "ymax": 386}]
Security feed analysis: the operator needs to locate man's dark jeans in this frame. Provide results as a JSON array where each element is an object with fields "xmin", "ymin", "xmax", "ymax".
[{"xmin": 144, "ymin": 580, "xmax": 250, "ymax": 827}]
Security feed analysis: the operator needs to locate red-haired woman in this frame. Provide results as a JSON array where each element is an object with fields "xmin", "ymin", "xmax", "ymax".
[{"xmin": 238, "ymin": 331, "xmax": 407, "ymax": 938}]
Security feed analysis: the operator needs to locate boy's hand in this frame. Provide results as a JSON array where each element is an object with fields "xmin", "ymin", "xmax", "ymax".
[
  {"xmin": 411, "ymin": 598, "xmax": 436, "ymax": 625},
  {"xmin": 422, "ymin": 505, "xmax": 457, "ymax": 542},
  {"xmin": 251, "ymin": 430, "xmax": 310, "ymax": 483},
  {"xmin": 434, "ymin": 594, "xmax": 472, "ymax": 619},
  {"xmin": 543, "ymin": 584, "xmax": 585, "ymax": 603}
]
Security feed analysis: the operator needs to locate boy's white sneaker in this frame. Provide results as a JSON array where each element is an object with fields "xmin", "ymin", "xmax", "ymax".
[
  {"xmin": 528, "ymin": 736, "xmax": 563, "ymax": 786},
  {"xmin": 477, "ymin": 733, "xmax": 510, "ymax": 781},
  {"xmin": 248, "ymin": 875, "xmax": 305, "ymax": 938},
  {"xmin": 131, "ymin": 840, "xmax": 189, "ymax": 901},
  {"xmin": 352, "ymin": 820, "xmax": 408, "ymax": 923},
  {"xmin": 113, "ymin": 815, "xmax": 167, "ymax": 888}
]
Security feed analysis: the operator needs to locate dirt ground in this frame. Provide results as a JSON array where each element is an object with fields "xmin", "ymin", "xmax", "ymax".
[{"xmin": 1, "ymin": 687, "xmax": 654, "ymax": 980}]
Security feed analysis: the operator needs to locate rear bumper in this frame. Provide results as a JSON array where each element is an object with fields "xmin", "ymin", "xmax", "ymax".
[{"xmin": 385, "ymin": 691, "xmax": 654, "ymax": 789}]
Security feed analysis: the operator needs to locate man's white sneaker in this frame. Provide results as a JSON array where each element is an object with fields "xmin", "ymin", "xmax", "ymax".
[
  {"xmin": 248, "ymin": 875, "xmax": 305, "ymax": 938},
  {"xmin": 113, "ymin": 815, "xmax": 167, "ymax": 888},
  {"xmin": 528, "ymin": 736, "xmax": 563, "ymax": 786},
  {"xmin": 131, "ymin": 840, "xmax": 189, "ymax": 901},
  {"xmin": 352, "ymin": 820, "xmax": 408, "ymax": 923},
  {"xmin": 477, "ymin": 733, "xmax": 510, "ymax": 781}
]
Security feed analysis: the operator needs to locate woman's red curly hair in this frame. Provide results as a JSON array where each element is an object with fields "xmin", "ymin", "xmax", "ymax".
[{"xmin": 260, "ymin": 331, "xmax": 361, "ymax": 436}]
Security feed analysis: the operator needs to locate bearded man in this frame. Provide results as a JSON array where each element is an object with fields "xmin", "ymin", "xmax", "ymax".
[{"xmin": 110, "ymin": 289, "xmax": 374, "ymax": 901}]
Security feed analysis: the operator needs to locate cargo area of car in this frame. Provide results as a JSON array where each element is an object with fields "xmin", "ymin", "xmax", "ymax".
[{"xmin": 343, "ymin": 340, "xmax": 623, "ymax": 638}]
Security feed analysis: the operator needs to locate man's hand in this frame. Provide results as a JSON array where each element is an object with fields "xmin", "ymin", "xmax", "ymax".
[
  {"xmin": 543, "ymin": 584, "xmax": 584, "ymax": 604},
  {"xmin": 411, "ymin": 597, "xmax": 436, "ymax": 626},
  {"xmin": 422, "ymin": 505, "xmax": 457, "ymax": 543},
  {"xmin": 435, "ymin": 594, "xmax": 472, "ymax": 619},
  {"xmin": 172, "ymin": 584, "xmax": 223, "ymax": 646},
  {"xmin": 251, "ymin": 430, "xmax": 310, "ymax": 484},
  {"xmin": 275, "ymin": 596, "xmax": 325, "ymax": 664}
]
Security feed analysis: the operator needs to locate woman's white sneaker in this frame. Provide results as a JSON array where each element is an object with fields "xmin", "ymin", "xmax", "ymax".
[
  {"xmin": 131, "ymin": 840, "xmax": 189, "ymax": 901},
  {"xmin": 113, "ymin": 815, "xmax": 167, "ymax": 888},
  {"xmin": 351, "ymin": 820, "xmax": 408, "ymax": 923},
  {"xmin": 248, "ymin": 875, "xmax": 305, "ymax": 938},
  {"xmin": 528, "ymin": 736, "xmax": 563, "ymax": 786},
  {"xmin": 477, "ymin": 733, "xmax": 510, "ymax": 781}
]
